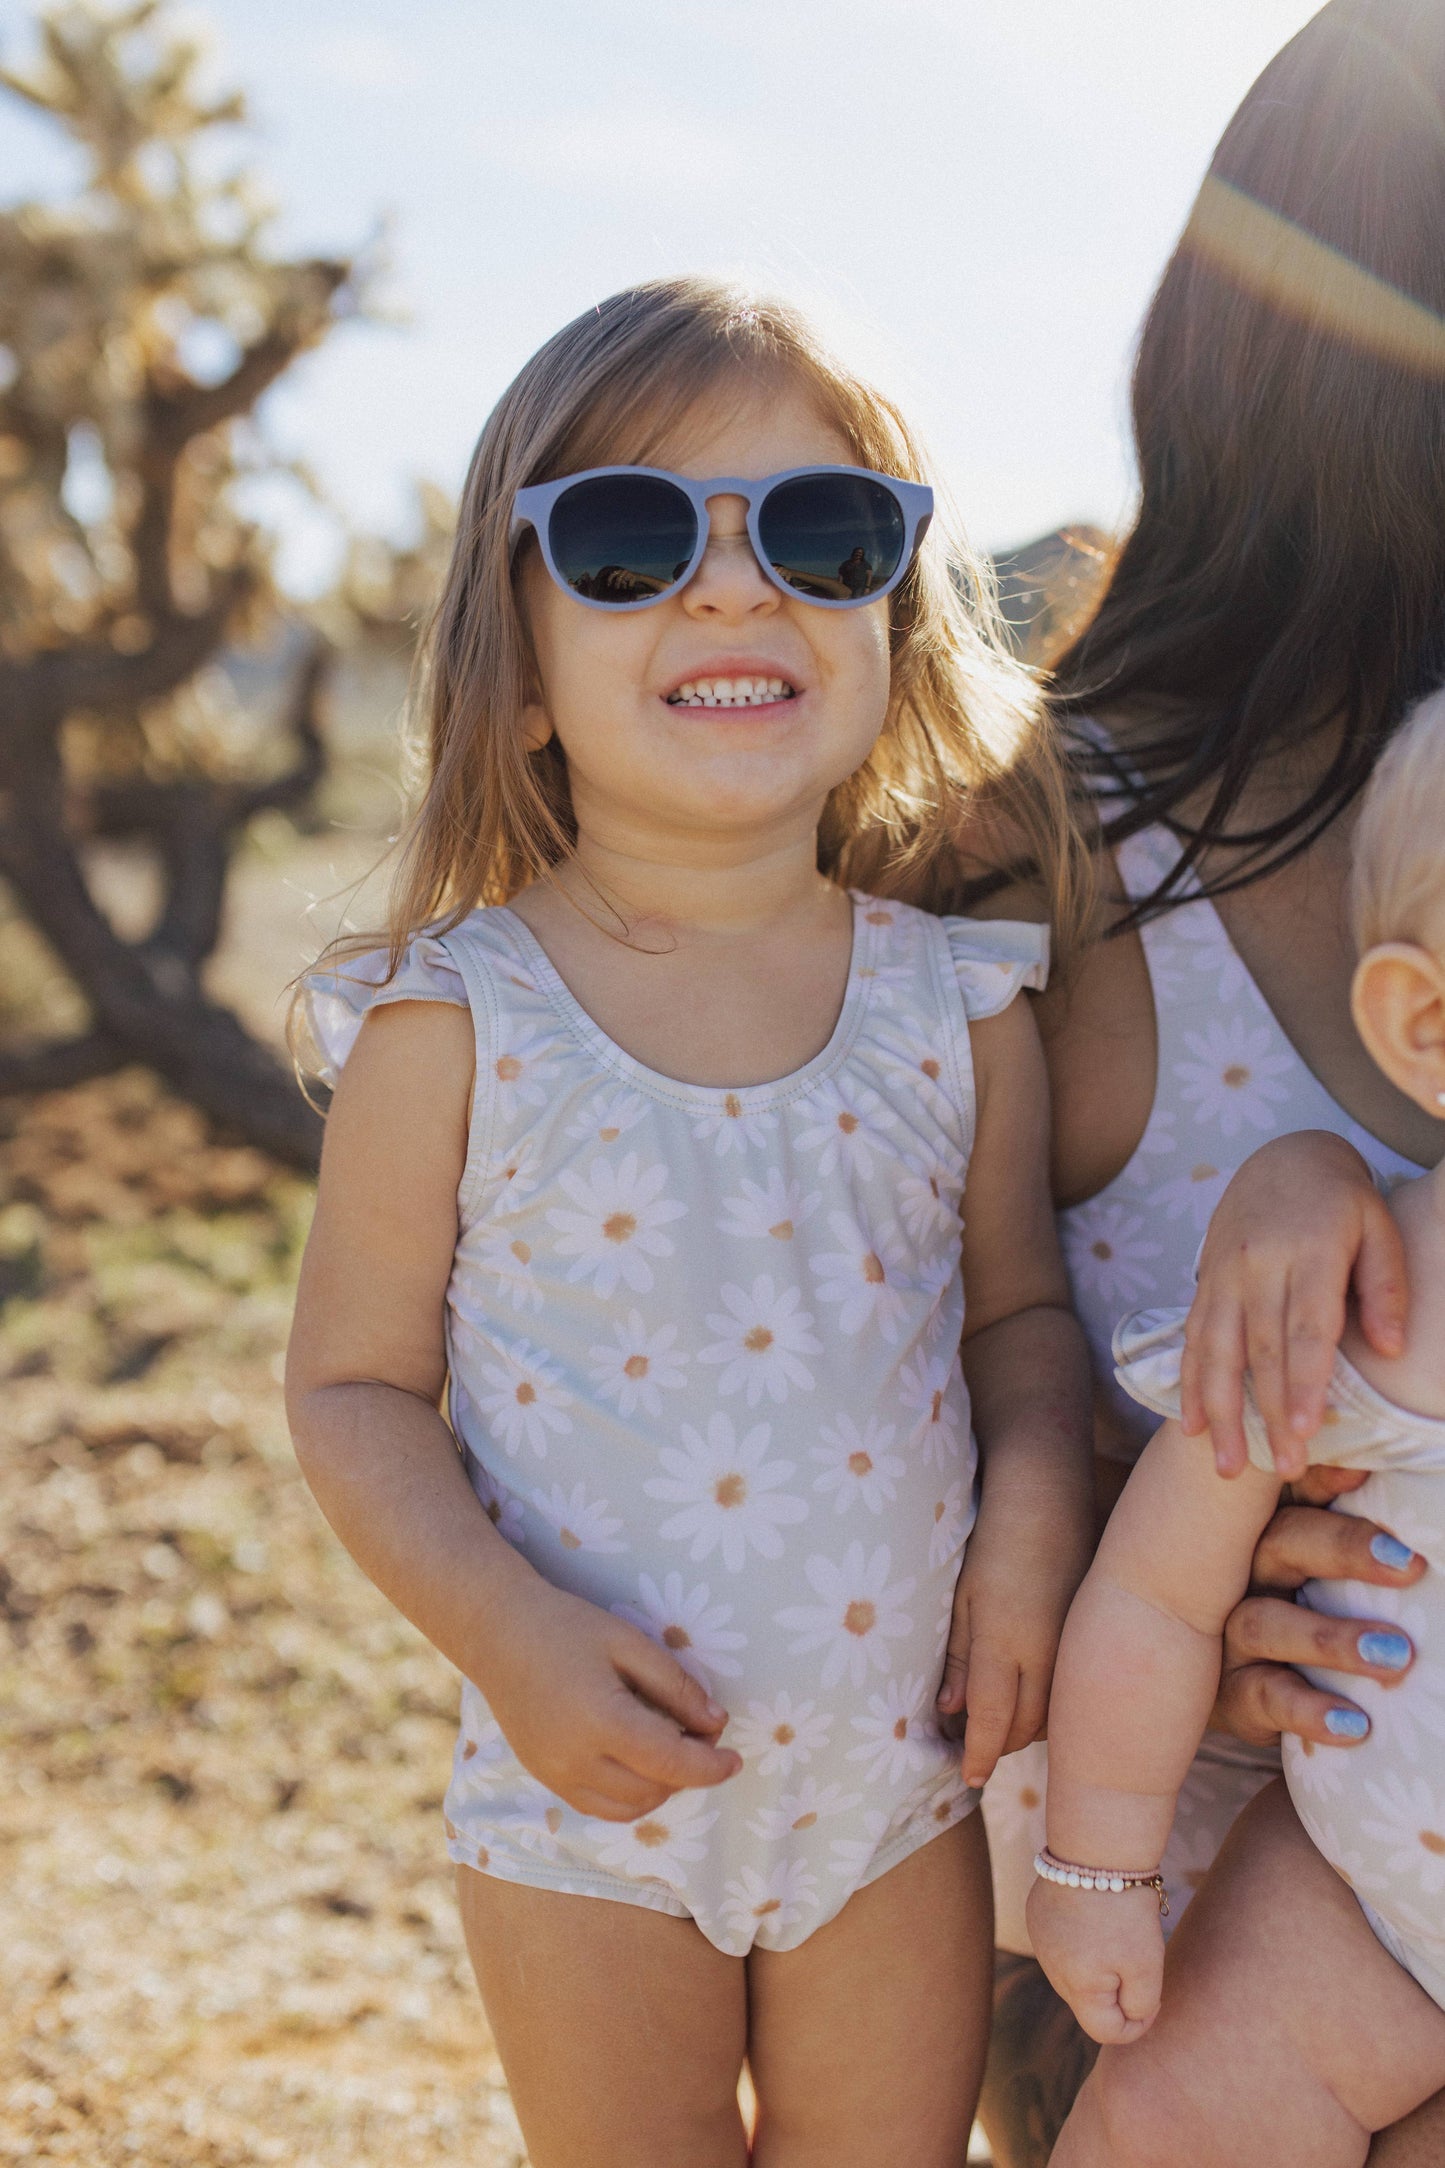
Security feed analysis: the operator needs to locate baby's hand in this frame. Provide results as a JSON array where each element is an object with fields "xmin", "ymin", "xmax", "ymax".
[
  {"xmin": 1025, "ymin": 1876, "xmax": 1165, "ymax": 2045},
  {"xmin": 480, "ymin": 1576, "xmax": 741, "ymax": 1821}
]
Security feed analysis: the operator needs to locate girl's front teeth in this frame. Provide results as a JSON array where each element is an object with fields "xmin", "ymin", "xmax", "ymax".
[{"xmin": 668, "ymin": 677, "xmax": 795, "ymax": 707}]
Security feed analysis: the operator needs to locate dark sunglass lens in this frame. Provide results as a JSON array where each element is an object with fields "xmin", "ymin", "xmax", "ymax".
[
  {"xmin": 758, "ymin": 474, "xmax": 907, "ymax": 601},
  {"xmin": 547, "ymin": 475, "xmax": 697, "ymax": 604}
]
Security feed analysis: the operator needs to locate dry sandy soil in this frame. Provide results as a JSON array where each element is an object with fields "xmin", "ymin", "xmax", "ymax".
[{"xmin": 0, "ymin": 1070, "xmax": 526, "ymax": 2167}]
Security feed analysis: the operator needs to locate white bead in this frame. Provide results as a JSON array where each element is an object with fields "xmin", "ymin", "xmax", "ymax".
[
  {"xmin": 1110, "ymin": 1876, "xmax": 1125, "ymax": 1893},
  {"xmin": 1066, "ymin": 1871, "xmax": 1080, "ymax": 1887},
  {"xmin": 1082, "ymin": 1875, "xmax": 1095, "ymax": 1890}
]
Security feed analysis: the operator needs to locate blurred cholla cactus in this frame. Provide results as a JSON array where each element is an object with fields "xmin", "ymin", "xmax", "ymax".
[
  {"xmin": 325, "ymin": 480, "xmax": 456, "ymax": 651},
  {"xmin": 0, "ymin": 0, "xmax": 366, "ymax": 1167}
]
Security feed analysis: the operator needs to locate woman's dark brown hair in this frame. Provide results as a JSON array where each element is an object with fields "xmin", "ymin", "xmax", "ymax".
[{"xmin": 1055, "ymin": 0, "xmax": 1445, "ymax": 916}]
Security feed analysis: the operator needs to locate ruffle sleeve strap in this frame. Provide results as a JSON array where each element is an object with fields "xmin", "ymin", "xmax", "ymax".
[
  {"xmin": 304, "ymin": 933, "xmax": 468, "ymax": 1086},
  {"xmin": 942, "ymin": 916, "xmax": 1050, "ymax": 1020},
  {"xmin": 1113, "ymin": 1307, "xmax": 1292, "ymax": 1474}
]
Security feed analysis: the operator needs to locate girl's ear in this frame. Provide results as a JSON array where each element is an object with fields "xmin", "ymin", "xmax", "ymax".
[
  {"xmin": 1351, "ymin": 941, "xmax": 1445, "ymax": 1120},
  {"xmin": 521, "ymin": 699, "xmax": 554, "ymax": 753}
]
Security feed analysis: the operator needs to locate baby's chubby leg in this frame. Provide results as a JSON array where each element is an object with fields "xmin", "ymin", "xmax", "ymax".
[
  {"xmin": 747, "ymin": 1809, "xmax": 995, "ymax": 2168},
  {"xmin": 456, "ymin": 1865, "xmax": 749, "ymax": 2168},
  {"xmin": 1053, "ymin": 1780, "xmax": 1445, "ymax": 2168}
]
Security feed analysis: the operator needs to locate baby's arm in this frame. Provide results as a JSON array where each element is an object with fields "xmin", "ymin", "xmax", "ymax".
[
  {"xmin": 286, "ymin": 1000, "xmax": 739, "ymax": 1819},
  {"xmin": 938, "ymin": 991, "xmax": 1096, "ymax": 1786},
  {"xmin": 1027, "ymin": 1423, "xmax": 1281, "ymax": 2042}
]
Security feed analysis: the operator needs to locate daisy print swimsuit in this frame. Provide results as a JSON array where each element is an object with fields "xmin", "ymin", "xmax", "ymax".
[
  {"xmin": 983, "ymin": 812, "xmax": 1423, "ymax": 1956},
  {"xmin": 1116, "ymin": 1309, "xmax": 1445, "ymax": 2013},
  {"xmin": 308, "ymin": 894, "xmax": 1047, "ymax": 1956}
]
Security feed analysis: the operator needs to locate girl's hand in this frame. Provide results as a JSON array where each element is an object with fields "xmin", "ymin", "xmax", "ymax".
[
  {"xmin": 1025, "ymin": 1878, "xmax": 1164, "ymax": 2046},
  {"xmin": 1180, "ymin": 1132, "xmax": 1407, "ymax": 1480},
  {"xmin": 481, "ymin": 1578, "xmax": 742, "ymax": 1821},
  {"xmin": 937, "ymin": 1472, "xmax": 1093, "ymax": 1788},
  {"xmin": 1212, "ymin": 1480, "xmax": 1426, "ymax": 1746}
]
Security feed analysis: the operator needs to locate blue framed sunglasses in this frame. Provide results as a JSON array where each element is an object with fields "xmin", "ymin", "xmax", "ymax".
[{"xmin": 509, "ymin": 464, "xmax": 933, "ymax": 611}]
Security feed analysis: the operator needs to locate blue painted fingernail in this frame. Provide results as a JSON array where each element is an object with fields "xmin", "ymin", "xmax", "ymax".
[
  {"xmin": 1370, "ymin": 1533, "xmax": 1416, "ymax": 1570},
  {"xmin": 1359, "ymin": 1631, "xmax": 1412, "ymax": 1671},
  {"xmin": 1325, "ymin": 1707, "xmax": 1370, "ymax": 1739}
]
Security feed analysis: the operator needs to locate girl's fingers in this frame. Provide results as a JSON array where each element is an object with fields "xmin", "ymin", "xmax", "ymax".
[
  {"xmin": 1279, "ymin": 1270, "xmax": 1347, "ymax": 1463},
  {"xmin": 567, "ymin": 1778, "xmax": 671, "ymax": 1823},
  {"xmin": 1241, "ymin": 1284, "xmax": 1296, "ymax": 1474},
  {"xmin": 960, "ymin": 1647, "xmax": 1019, "ymax": 1788},
  {"xmin": 1351, "ymin": 1196, "xmax": 1409, "ymax": 1360},
  {"xmin": 1249, "ymin": 1502, "xmax": 1424, "ymax": 1594},
  {"xmin": 1182, "ymin": 1301, "xmax": 1249, "ymax": 1475},
  {"xmin": 1224, "ymin": 1592, "xmax": 1414, "ymax": 1684},
  {"xmin": 606, "ymin": 1696, "xmax": 741, "ymax": 1792},
  {"xmin": 1003, "ymin": 1667, "xmax": 1052, "ymax": 1757},
  {"xmin": 614, "ymin": 1629, "xmax": 728, "ymax": 1737},
  {"xmin": 1213, "ymin": 1658, "xmax": 1371, "ymax": 1750}
]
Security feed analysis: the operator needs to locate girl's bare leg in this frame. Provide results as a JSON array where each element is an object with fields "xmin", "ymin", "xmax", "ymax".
[
  {"xmin": 977, "ymin": 1953, "xmax": 1098, "ymax": 2168},
  {"xmin": 456, "ymin": 1866, "xmax": 748, "ymax": 2168},
  {"xmin": 1054, "ymin": 1781, "xmax": 1445, "ymax": 2168},
  {"xmin": 747, "ymin": 1811, "xmax": 995, "ymax": 2168}
]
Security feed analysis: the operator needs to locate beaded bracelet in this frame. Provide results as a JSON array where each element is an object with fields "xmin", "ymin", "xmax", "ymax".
[{"xmin": 1033, "ymin": 1846, "xmax": 1170, "ymax": 1916}]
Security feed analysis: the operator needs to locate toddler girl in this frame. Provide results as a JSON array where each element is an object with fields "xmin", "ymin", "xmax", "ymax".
[
  {"xmin": 286, "ymin": 277, "xmax": 1095, "ymax": 2166},
  {"xmin": 1028, "ymin": 687, "xmax": 1445, "ymax": 2165}
]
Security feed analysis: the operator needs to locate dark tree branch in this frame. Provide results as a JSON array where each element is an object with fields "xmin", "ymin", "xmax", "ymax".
[
  {"xmin": 0, "ymin": 1029, "xmax": 124, "ymax": 1096},
  {"xmin": 146, "ymin": 264, "xmax": 352, "ymax": 450}
]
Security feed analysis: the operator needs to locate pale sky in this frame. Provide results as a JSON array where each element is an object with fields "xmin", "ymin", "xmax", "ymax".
[{"xmin": 0, "ymin": 0, "xmax": 1324, "ymax": 586}]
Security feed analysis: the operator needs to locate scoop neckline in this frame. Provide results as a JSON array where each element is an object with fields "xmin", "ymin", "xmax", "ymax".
[{"xmin": 487, "ymin": 891, "xmax": 883, "ymax": 1111}]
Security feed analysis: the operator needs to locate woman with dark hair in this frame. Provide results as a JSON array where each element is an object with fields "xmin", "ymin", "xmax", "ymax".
[{"xmin": 972, "ymin": 3, "xmax": 1445, "ymax": 2159}]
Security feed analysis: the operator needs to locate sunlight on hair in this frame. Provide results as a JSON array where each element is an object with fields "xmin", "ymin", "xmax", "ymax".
[{"xmin": 1185, "ymin": 174, "xmax": 1445, "ymax": 375}]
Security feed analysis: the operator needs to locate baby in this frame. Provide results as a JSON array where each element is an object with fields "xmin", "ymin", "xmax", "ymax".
[{"xmin": 1029, "ymin": 685, "xmax": 1445, "ymax": 2167}]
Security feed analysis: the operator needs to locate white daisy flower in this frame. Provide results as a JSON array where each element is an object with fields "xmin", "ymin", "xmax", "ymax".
[
  {"xmin": 1283, "ymin": 1732, "xmax": 1351, "ymax": 1809},
  {"xmin": 588, "ymin": 1789, "xmax": 718, "ymax": 1887},
  {"xmin": 1359, "ymin": 1770, "xmax": 1445, "ymax": 1897},
  {"xmin": 645, "ymin": 1414, "xmax": 808, "ymax": 1573},
  {"xmin": 809, "ymin": 1210, "xmax": 912, "ymax": 1341},
  {"xmin": 852, "ymin": 952, "xmax": 917, "ymax": 1010},
  {"xmin": 1171, "ymin": 905, "xmax": 1251, "ymax": 1005},
  {"xmin": 929, "ymin": 1480, "xmax": 971, "ymax": 1568},
  {"xmin": 454, "ymin": 1714, "xmax": 515, "ymax": 1791},
  {"xmin": 588, "ymin": 1310, "xmax": 689, "ymax": 1418},
  {"xmin": 897, "ymin": 1349, "xmax": 968, "ymax": 1469},
  {"xmin": 847, "ymin": 1676, "xmax": 937, "ymax": 1785},
  {"xmin": 547, "ymin": 1152, "xmax": 687, "ymax": 1298},
  {"xmin": 469, "ymin": 1458, "xmax": 527, "ymax": 1545},
  {"xmin": 1175, "ymin": 1017, "xmax": 1295, "ymax": 1136},
  {"xmin": 717, "ymin": 1170, "xmax": 820, "ymax": 1244},
  {"xmin": 490, "ymin": 1029, "xmax": 562, "ymax": 1112},
  {"xmin": 1061, "ymin": 1201, "xmax": 1164, "ymax": 1309},
  {"xmin": 698, "ymin": 1276, "xmax": 820, "ymax": 1406},
  {"xmin": 747, "ymin": 1777, "xmax": 862, "ymax": 1843},
  {"xmin": 826, "ymin": 1808, "xmax": 892, "ymax": 1881},
  {"xmin": 475, "ymin": 1225, "xmax": 545, "ymax": 1312},
  {"xmin": 810, "ymin": 1413, "xmax": 906, "ymax": 1515},
  {"xmin": 691, "ymin": 1092, "xmax": 779, "ymax": 1156},
  {"xmin": 792, "ymin": 1077, "xmax": 898, "ymax": 1179},
  {"xmin": 978, "ymin": 1742, "xmax": 1048, "ymax": 1852},
  {"xmin": 500, "ymin": 1798, "xmax": 568, "ymax": 1859},
  {"xmin": 725, "ymin": 1692, "xmax": 833, "ymax": 1776},
  {"xmin": 481, "ymin": 1137, "xmax": 542, "ymax": 1206},
  {"xmin": 719, "ymin": 1858, "xmax": 820, "ymax": 1945},
  {"xmin": 775, "ymin": 1543, "xmax": 916, "ymax": 1689},
  {"xmin": 1150, "ymin": 1157, "xmax": 1231, "ymax": 1233},
  {"xmin": 530, "ymin": 1480, "xmax": 627, "ymax": 1555},
  {"xmin": 612, "ymin": 1571, "xmax": 746, "ymax": 1684},
  {"xmin": 475, "ymin": 1341, "xmax": 573, "ymax": 1459},
  {"xmin": 564, "ymin": 1086, "xmax": 648, "ymax": 1147},
  {"xmin": 894, "ymin": 1157, "xmax": 963, "ymax": 1249}
]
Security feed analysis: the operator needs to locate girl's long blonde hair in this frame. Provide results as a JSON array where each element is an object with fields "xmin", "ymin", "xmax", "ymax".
[{"xmin": 320, "ymin": 277, "xmax": 1089, "ymax": 1004}]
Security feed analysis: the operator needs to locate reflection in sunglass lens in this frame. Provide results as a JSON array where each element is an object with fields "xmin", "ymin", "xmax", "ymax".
[
  {"xmin": 758, "ymin": 474, "xmax": 907, "ymax": 601},
  {"xmin": 547, "ymin": 475, "xmax": 698, "ymax": 605}
]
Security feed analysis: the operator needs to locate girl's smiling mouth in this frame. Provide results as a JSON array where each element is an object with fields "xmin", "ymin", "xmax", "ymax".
[{"xmin": 666, "ymin": 675, "xmax": 798, "ymax": 708}]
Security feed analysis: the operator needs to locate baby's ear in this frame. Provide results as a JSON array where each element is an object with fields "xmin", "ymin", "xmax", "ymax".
[{"xmin": 1351, "ymin": 942, "xmax": 1445, "ymax": 1120}]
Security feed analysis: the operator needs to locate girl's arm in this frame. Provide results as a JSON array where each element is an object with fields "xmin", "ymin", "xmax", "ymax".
[
  {"xmin": 937, "ymin": 992, "xmax": 1096, "ymax": 1787},
  {"xmin": 1181, "ymin": 1131, "xmax": 1408, "ymax": 1477},
  {"xmin": 1026, "ymin": 1423, "xmax": 1280, "ymax": 2043},
  {"xmin": 286, "ymin": 1000, "xmax": 740, "ymax": 1820}
]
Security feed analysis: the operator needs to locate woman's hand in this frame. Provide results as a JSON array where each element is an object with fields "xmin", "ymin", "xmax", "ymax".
[
  {"xmin": 1180, "ymin": 1133, "xmax": 1408, "ymax": 1481},
  {"xmin": 1212, "ymin": 1476, "xmax": 1426, "ymax": 1746},
  {"xmin": 480, "ymin": 1577, "xmax": 743, "ymax": 1821},
  {"xmin": 1025, "ymin": 1878, "xmax": 1163, "ymax": 2047}
]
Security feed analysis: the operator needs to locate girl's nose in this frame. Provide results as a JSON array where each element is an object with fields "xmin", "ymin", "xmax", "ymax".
[{"xmin": 682, "ymin": 494, "xmax": 779, "ymax": 618}]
